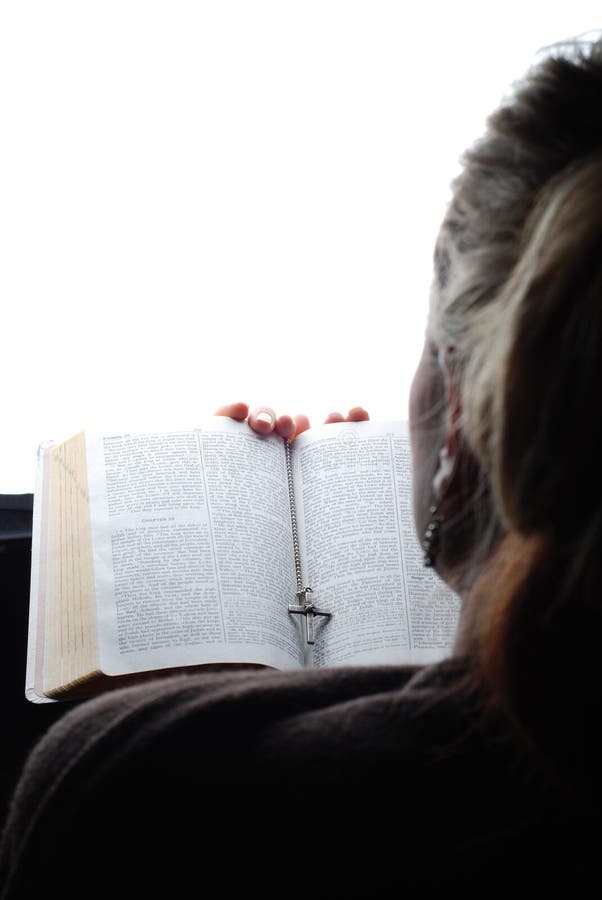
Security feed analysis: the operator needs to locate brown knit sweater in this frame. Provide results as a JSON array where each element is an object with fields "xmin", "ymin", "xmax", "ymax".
[{"xmin": 0, "ymin": 658, "xmax": 598, "ymax": 898}]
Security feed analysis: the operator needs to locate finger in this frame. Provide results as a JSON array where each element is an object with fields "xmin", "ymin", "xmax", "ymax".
[
  {"xmin": 214, "ymin": 402, "xmax": 249, "ymax": 421},
  {"xmin": 346, "ymin": 406, "xmax": 370, "ymax": 422},
  {"xmin": 275, "ymin": 414, "xmax": 296, "ymax": 440},
  {"xmin": 324, "ymin": 411, "xmax": 345, "ymax": 424},
  {"xmin": 292, "ymin": 413, "xmax": 311, "ymax": 437},
  {"xmin": 247, "ymin": 406, "xmax": 277, "ymax": 435}
]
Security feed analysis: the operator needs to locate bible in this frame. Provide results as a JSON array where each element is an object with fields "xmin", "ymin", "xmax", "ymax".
[{"xmin": 26, "ymin": 417, "xmax": 460, "ymax": 702}]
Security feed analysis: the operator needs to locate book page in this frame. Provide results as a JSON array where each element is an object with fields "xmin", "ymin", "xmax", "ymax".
[
  {"xmin": 292, "ymin": 420, "xmax": 460, "ymax": 667},
  {"xmin": 86, "ymin": 418, "xmax": 302, "ymax": 676}
]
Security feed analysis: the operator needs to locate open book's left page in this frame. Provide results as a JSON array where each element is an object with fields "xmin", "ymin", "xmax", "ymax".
[
  {"xmin": 87, "ymin": 418, "xmax": 303, "ymax": 677},
  {"xmin": 27, "ymin": 419, "xmax": 304, "ymax": 699}
]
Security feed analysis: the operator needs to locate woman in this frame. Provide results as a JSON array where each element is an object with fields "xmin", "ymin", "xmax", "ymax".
[{"xmin": 2, "ymin": 37, "xmax": 601, "ymax": 897}]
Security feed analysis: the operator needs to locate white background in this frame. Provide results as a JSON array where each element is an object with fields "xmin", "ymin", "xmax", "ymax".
[{"xmin": 1, "ymin": 2, "xmax": 600, "ymax": 492}]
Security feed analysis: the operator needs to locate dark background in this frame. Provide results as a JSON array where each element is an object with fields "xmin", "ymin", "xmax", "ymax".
[{"xmin": 0, "ymin": 495, "xmax": 76, "ymax": 821}]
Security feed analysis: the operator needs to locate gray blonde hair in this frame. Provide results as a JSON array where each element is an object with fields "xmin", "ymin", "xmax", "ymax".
[
  {"xmin": 428, "ymin": 37, "xmax": 602, "ymax": 755},
  {"xmin": 433, "ymin": 36, "xmax": 602, "ymax": 538}
]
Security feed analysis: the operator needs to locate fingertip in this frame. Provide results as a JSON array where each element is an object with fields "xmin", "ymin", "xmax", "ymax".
[
  {"xmin": 275, "ymin": 414, "xmax": 296, "ymax": 440},
  {"xmin": 248, "ymin": 406, "xmax": 277, "ymax": 435},
  {"xmin": 347, "ymin": 406, "xmax": 369, "ymax": 421},
  {"xmin": 214, "ymin": 401, "xmax": 249, "ymax": 421},
  {"xmin": 292, "ymin": 414, "xmax": 311, "ymax": 438},
  {"xmin": 324, "ymin": 411, "xmax": 345, "ymax": 424}
]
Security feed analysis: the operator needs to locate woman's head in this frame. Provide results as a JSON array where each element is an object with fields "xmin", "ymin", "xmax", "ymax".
[
  {"xmin": 412, "ymin": 35, "xmax": 602, "ymax": 584},
  {"xmin": 410, "ymin": 36, "xmax": 602, "ymax": 755}
]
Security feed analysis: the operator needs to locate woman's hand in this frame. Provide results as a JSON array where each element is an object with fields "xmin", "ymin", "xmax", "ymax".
[{"xmin": 214, "ymin": 402, "xmax": 369, "ymax": 439}]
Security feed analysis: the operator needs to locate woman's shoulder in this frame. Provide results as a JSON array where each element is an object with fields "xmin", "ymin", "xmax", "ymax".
[
  {"xmin": 11, "ymin": 656, "xmax": 505, "ymax": 817},
  {"xmin": 2, "ymin": 658, "xmax": 595, "ymax": 898},
  {"xmin": 37, "ymin": 656, "xmax": 475, "ymax": 755}
]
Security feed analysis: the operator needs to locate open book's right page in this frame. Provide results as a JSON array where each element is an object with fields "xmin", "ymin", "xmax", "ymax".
[{"xmin": 292, "ymin": 420, "xmax": 460, "ymax": 667}]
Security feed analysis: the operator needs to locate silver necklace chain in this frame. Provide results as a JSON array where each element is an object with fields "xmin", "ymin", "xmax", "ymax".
[{"xmin": 284, "ymin": 438, "xmax": 303, "ymax": 592}]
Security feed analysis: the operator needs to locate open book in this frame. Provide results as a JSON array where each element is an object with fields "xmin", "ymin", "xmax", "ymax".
[{"xmin": 27, "ymin": 417, "xmax": 460, "ymax": 702}]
